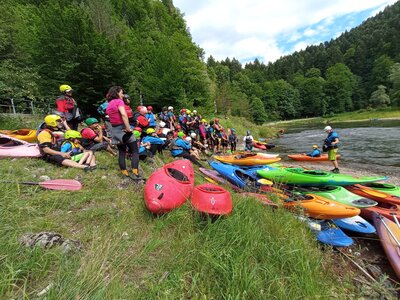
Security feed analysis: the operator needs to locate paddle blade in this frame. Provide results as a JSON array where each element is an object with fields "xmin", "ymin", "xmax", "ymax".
[
  {"xmin": 38, "ymin": 179, "xmax": 82, "ymax": 191},
  {"xmin": 257, "ymin": 178, "xmax": 273, "ymax": 185}
]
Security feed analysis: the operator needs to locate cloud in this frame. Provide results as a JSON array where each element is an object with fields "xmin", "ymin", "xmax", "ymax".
[{"xmin": 174, "ymin": 0, "xmax": 398, "ymax": 63}]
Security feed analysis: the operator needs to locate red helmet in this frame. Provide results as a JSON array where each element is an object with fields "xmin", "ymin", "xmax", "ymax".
[
  {"xmin": 137, "ymin": 105, "xmax": 144, "ymax": 111},
  {"xmin": 180, "ymin": 108, "xmax": 186, "ymax": 113},
  {"xmin": 215, "ymin": 118, "xmax": 219, "ymax": 122},
  {"xmin": 134, "ymin": 127, "xmax": 142, "ymax": 132},
  {"xmin": 175, "ymin": 124, "xmax": 181, "ymax": 130},
  {"xmin": 147, "ymin": 106, "xmax": 153, "ymax": 111}
]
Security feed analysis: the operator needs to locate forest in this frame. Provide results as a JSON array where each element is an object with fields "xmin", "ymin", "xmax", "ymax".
[{"xmin": 0, "ymin": 0, "xmax": 399, "ymax": 123}]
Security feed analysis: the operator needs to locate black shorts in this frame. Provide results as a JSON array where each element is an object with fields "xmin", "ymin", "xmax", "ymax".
[{"xmin": 45, "ymin": 154, "xmax": 66, "ymax": 165}]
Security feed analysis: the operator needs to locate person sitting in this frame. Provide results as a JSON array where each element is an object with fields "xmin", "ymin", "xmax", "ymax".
[
  {"xmin": 170, "ymin": 131, "xmax": 203, "ymax": 166},
  {"xmin": 81, "ymin": 117, "xmax": 116, "ymax": 155},
  {"xmin": 132, "ymin": 106, "xmax": 149, "ymax": 132},
  {"xmin": 142, "ymin": 128, "xmax": 164, "ymax": 155},
  {"xmin": 61, "ymin": 130, "xmax": 96, "ymax": 166},
  {"xmin": 306, "ymin": 145, "xmax": 322, "ymax": 157},
  {"xmin": 37, "ymin": 115, "xmax": 95, "ymax": 170}
]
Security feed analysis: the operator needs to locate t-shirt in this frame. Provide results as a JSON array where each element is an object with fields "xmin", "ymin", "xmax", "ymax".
[
  {"xmin": 37, "ymin": 130, "xmax": 53, "ymax": 146},
  {"xmin": 81, "ymin": 127, "xmax": 97, "ymax": 140},
  {"xmin": 106, "ymin": 99, "xmax": 125, "ymax": 125},
  {"xmin": 125, "ymin": 104, "xmax": 133, "ymax": 118}
]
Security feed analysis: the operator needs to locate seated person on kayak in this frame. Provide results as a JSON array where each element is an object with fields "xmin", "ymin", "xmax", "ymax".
[
  {"xmin": 37, "ymin": 115, "xmax": 96, "ymax": 170},
  {"xmin": 61, "ymin": 130, "xmax": 96, "ymax": 167},
  {"xmin": 81, "ymin": 117, "xmax": 116, "ymax": 156},
  {"xmin": 306, "ymin": 145, "xmax": 321, "ymax": 157},
  {"xmin": 170, "ymin": 131, "xmax": 203, "ymax": 167}
]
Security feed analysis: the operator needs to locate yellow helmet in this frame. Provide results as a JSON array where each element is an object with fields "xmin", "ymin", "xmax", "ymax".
[
  {"xmin": 146, "ymin": 128, "xmax": 156, "ymax": 134},
  {"xmin": 186, "ymin": 109, "xmax": 191, "ymax": 114},
  {"xmin": 64, "ymin": 130, "xmax": 82, "ymax": 139},
  {"xmin": 44, "ymin": 115, "xmax": 61, "ymax": 127},
  {"xmin": 201, "ymin": 119, "xmax": 207, "ymax": 123},
  {"xmin": 312, "ymin": 145, "xmax": 319, "ymax": 149},
  {"xmin": 59, "ymin": 84, "xmax": 72, "ymax": 93}
]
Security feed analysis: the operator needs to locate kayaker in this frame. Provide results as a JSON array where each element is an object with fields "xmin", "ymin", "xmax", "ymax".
[
  {"xmin": 243, "ymin": 130, "xmax": 254, "ymax": 151},
  {"xmin": 323, "ymin": 126, "xmax": 340, "ymax": 173},
  {"xmin": 146, "ymin": 106, "xmax": 156, "ymax": 128},
  {"xmin": 133, "ymin": 106, "xmax": 149, "ymax": 133},
  {"xmin": 81, "ymin": 117, "xmax": 116, "ymax": 155},
  {"xmin": 306, "ymin": 145, "xmax": 321, "ymax": 157},
  {"xmin": 142, "ymin": 128, "xmax": 164, "ymax": 155},
  {"xmin": 61, "ymin": 130, "xmax": 96, "ymax": 166},
  {"xmin": 170, "ymin": 131, "xmax": 203, "ymax": 167},
  {"xmin": 55, "ymin": 84, "xmax": 82, "ymax": 130},
  {"xmin": 37, "ymin": 114, "xmax": 95, "ymax": 171},
  {"xmin": 105, "ymin": 86, "xmax": 141, "ymax": 180},
  {"xmin": 228, "ymin": 128, "xmax": 238, "ymax": 152}
]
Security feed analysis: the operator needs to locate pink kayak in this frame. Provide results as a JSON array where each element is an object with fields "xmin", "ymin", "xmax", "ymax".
[
  {"xmin": 372, "ymin": 212, "xmax": 400, "ymax": 279},
  {"xmin": 0, "ymin": 134, "xmax": 41, "ymax": 158}
]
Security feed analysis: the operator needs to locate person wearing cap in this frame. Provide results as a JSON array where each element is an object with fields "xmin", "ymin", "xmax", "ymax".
[
  {"xmin": 323, "ymin": 125, "xmax": 340, "ymax": 173},
  {"xmin": 167, "ymin": 106, "xmax": 176, "ymax": 128},
  {"xmin": 81, "ymin": 117, "xmax": 116, "ymax": 155},
  {"xmin": 306, "ymin": 145, "xmax": 321, "ymax": 157},
  {"xmin": 56, "ymin": 84, "xmax": 82, "ymax": 130},
  {"xmin": 170, "ymin": 131, "xmax": 203, "ymax": 167}
]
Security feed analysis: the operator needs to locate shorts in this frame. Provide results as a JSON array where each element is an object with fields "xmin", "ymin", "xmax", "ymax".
[
  {"xmin": 45, "ymin": 154, "xmax": 67, "ymax": 165},
  {"xmin": 328, "ymin": 148, "xmax": 338, "ymax": 161},
  {"xmin": 89, "ymin": 142, "xmax": 108, "ymax": 152},
  {"xmin": 71, "ymin": 153, "xmax": 84, "ymax": 162}
]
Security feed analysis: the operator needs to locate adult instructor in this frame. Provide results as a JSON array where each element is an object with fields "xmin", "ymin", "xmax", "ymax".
[
  {"xmin": 323, "ymin": 125, "xmax": 340, "ymax": 173},
  {"xmin": 56, "ymin": 84, "xmax": 82, "ymax": 130}
]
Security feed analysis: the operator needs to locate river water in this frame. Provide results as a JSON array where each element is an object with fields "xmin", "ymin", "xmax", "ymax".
[{"xmin": 271, "ymin": 119, "xmax": 400, "ymax": 175}]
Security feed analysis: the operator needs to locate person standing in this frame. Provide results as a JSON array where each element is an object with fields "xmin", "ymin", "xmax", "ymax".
[
  {"xmin": 243, "ymin": 130, "xmax": 254, "ymax": 151},
  {"xmin": 56, "ymin": 84, "xmax": 82, "ymax": 130},
  {"xmin": 323, "ymin": 126, "xmax": 340, "ymax": 173},
  {"xmin": 105, "ymin": 86, "xmax": 141, "ymax": 180}
]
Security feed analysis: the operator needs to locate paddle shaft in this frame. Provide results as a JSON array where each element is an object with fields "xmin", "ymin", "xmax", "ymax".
[
  {"xmin": 379, "ymin": 215, "xmax": 400, "ymax": 247},
  {"xmin": 391, "ymin": 213, "xmax": 400, "ymax": 230}
]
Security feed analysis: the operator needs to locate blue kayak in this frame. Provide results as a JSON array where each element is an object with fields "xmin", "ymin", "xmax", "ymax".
[
  {"xmin": 209, "ymin": 161, "xmax": 275, "ymax": 189},
  {"xmin": 316, "ymin": 221, "xmax": 354, "ymax": 247},
  {"xmin": 333, "ymin": 216, "xmax": 376, "ymax": 234}
]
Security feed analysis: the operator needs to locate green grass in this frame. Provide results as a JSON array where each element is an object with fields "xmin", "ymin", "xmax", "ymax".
[{"xmin": 0, "ymin": 149, "xmax": 362, "ymax": 299}]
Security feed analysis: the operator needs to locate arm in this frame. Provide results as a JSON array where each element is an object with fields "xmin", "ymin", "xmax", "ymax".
[
  {"xmin": 43, "ymin": 146, "xmax": 71, "ymax": 158},
  {"xmin": 118, "ymin": 105, "xmax": 132, "ymax": 132}
]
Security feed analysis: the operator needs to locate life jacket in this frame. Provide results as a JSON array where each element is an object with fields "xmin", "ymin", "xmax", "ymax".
[
  {"xmin": 245, "ymin": 135, "xmax": 252, "ymax": 144},
  {"xmin": 169, "ymin": 138, "xmax": 183, "ymax": 150},
  {"xmin": 229, "ymin": 133, "xmax": 237, "ymax": 142},
  {"xmin": 61, "ymin": 140, "xmax": 81, "ymax": 155},
  {"xmin": 38, "ymin": 129, "xmax": 64, "ymax": 155}
]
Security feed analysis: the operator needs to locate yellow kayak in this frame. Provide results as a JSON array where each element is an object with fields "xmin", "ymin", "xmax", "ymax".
[
  {"xmin": 0, "ymin": 129, "xmax": 37, "ymax": 143},
  {"xmin": 213, "ymin": 153, "xmax": 281, "ymax": 166}
]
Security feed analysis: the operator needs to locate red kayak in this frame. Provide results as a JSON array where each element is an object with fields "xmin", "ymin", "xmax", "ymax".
[
  {"xmin": 252, "ymin": 140, "xmax": 275, "ymax": 150},
  {"xmin": 288, "ymin": 154, "xmax": 341, "ymax": 162},
  {"xmin": 239, "ymin": 192, "xmax": 278, "ymax": 208},
  {"xmin": 346, "ymin": 184, "xmax": 400, "ymax": 205},
  {"xmin": 361, "ymin": 202, "xmax": 400, "ymax": 222},
  {"xmin": 191, "ymin": 183, "xmax": 232, "ymax": 216},
  {"xmin": 165, "ymin": 159, "xmax": 194, "ymax": 183},
  {"xmin": 372, "ymin": 212, "xmax": 400, "ymax": 279},
  {"xmin": 144, "ymin": 161, "xmax": 194, "ymax": 214}
]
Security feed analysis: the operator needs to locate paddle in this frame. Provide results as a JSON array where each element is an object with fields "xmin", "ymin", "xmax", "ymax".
[
  {"xmin": 257, "ymin": 178, "xmax": 273, "ymax": 185},
  {"xmin": 0, "ymin": 179, "xmax": 82, "ymax": 191},
  {"xmin": 391, "ymin": 213, "xmax": 400, "ymax": 230},
  {"xmin": 378, "ymin": 214, "xmax": 400, "ymax": 247}
]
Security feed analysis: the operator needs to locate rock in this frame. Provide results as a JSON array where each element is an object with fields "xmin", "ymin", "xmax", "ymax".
[
  {"xmin": 121, "ymin": 232, "xmax": 129, "ymax": 240},
  {"xmin": 39, "ymin": 175, "xmax": 51, "ymax": 181},
  {"xmin": 19, "ymin": 232, "xmax": 82, "ymax": 253},
  {"xmin": 101, "ymin": 175, "xmax": 107, "ymax": 180}
]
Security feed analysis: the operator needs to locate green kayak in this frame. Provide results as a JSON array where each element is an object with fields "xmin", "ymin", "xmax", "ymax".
[
  {"xmin": 294, "ymin": 186, "xmax": 378, "ymax": 208},
  {"xmin": 360, "ymin": 183, "xmax": 400, "ymax": 197},
  {"xmin": 256, "ymin": 168, "xmax": 387, "ymax": 186}
]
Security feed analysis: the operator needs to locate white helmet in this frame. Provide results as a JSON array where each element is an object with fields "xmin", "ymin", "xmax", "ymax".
[
  {"xmin": 159, "ymin": 121, "xmax": 166, "ymax": 128},
  {"xmin": 168, "ymin": 106, "xmax": 173, "ymax": 111},
  {"xmin": 324, "ymin": 126, "xmax": 332, "ymax": 132},
  {"xmin": 190, "ymin": 132, "xmax": 197, "ymax": 138},
  {"xmin": 185, "ymin": 136, "xmax": 192, "ymax": 142}
]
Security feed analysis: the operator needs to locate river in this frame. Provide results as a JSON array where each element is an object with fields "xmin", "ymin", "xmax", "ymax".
[{"xmin": 270, "ymin": 119, "xmax": 400, "ymax": 175}]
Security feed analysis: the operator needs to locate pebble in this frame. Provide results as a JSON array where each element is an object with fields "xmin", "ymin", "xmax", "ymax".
[{"xmin": 39, "ymin": 175, "xmax": 51, "ymax": 181}]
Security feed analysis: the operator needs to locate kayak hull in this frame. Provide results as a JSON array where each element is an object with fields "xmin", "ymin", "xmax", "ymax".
[
  {"xmin": 288, "ymin": 154, "xmax": 341, "ymax": 162},
  {"xmin": 165, "ymin": 159, "xmax": 195, "ymax": 183},
  {"xmin": 199, "ymin": 168, "xmax": 241, "ymax": 191},
  {"xmin": 372, "ymin": 212, "xmax": 400, "ymax": 279},
  {"xmin": 144, "ymin": 162, "xmax": 194, "ymax": 214},
  {"xmin": 0, "ymin": 129, "xmax": 37, "ymax": 143},
  {"xmin": 316, "ymin": 221, "xmax": 353, "ymax": 247},
  {"xmin": 0, "ymin": 134, "xmax": 41, "ymax": 158},
  {"xmin": 346, "ymin": 184, "xmax": 400, "ymax": 205},
  {"xmin": 191, "ymin": 183, "xmax": 232, "ymax": 216},
  {"xmin": 257, "ymin": 168, "xmax": 387, "ymax": 186},
  {"xmin": 361, "ymin": 183, "xmax": 400, "ymax": 197},
  {"xmin": 332, "ymin": 216, "xmax": 376, "ymax": 234},
  {"xmin": 214, "ymin": 153, "xmax": 281, "ymax": 166}
]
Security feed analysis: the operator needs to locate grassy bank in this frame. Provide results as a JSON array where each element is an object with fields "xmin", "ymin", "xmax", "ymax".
[{"xmin": 0, "ymin": 155, "xmax": 359, "ymax": 298}]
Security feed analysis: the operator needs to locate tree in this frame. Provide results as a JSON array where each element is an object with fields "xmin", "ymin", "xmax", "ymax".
[
  {"xmin": 389, "ymin": 63, "xmax": 400, "ymax": 106},
  {"xmin": 371, "ymin": 55, "xmax": 394, "ymax": 90},
  {"xmin": 369, "ymin": 85, "xmax": 390, "ymax": 108},
  {"xmin": 249, "ymin": 96, "xmax": 267, "ymax": 125}
]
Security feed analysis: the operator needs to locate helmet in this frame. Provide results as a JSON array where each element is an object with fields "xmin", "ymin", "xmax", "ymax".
[
  {"xmin": 324, "ymin": 126, "xmax": 332, "ymax": 132},
  {"xmin": 147, "ymin": 106, "xmax": 153, "ymax": 111},
  {"xmin": 133, "ymin": 130, "xmax": 141, "ymax": 138},
  {"xmin": 44, "ymin": 115, "xmax": 61, "ymax": 127},
  {"xmin": 201, "ymin": 119, "xmax": 207, "ymax": 123},
  {"xmin": 186, "ymin": 109, "xmax": 191, "ymax": 115},
  {"xmin": 85, "ymin": 117, "xmax": 99, "ymax": 126},
  {"xmin": 177, "ymin": 131, "xmax": 184, "ymax": 138},
  {"xmin": 175, "ymin": 124, "xmax": 181, "ymax": 130},
  {"xmin": 64, "ymin": 130, "xmax": 82, "ymax": 139},
  {"xmin": 185, "ymin": 136, "xmax": 192, "ymax": 142},
  {"xmin": 134, "ymin": 127, "xmax": 142, "ymax": 132},
  {"xmin": 231, "ymin": 128, "xmax": 235, "ymax": 132},
  {"xmin": 59, "ymin": 84, "xmax": 72, "ymax": 93},
  {"xmin": 51, "ymin": 111, "xmax": 65, "ymax": 118},
  {"xmin": 190, "ymin": 132, "xmax": 197, "ymax": 138},
  {"xmin": 312, "ymin": 145, "xmax": 319, "ymax": 149},
  {"xmin": 159, "ymin": 121, "xmax": 166, "ymax": 128},
  {"xmin": 215, "ymin": 118, "xmax": 219, "ymax": 122},
  {"xmin": 146, "ymin": 128, "xmax": 156, "ymax": 134},
  {"xmin": 247, "ymin": 130, "xmax": 251, "ymax": 135},
  {"xmin": 180, "ymin": 108, "xmax": 186, "ymax": 113},
  {"xmin": 193, "ymin": 110, "xmax": 197, "ymax": 114},
  {"xmin": 138, "ymin": 106, "xmax": 147, "ymax": 115},
  {"xmin": 168, "ymin": 106, "xmax": 173, "ymax": 111}
]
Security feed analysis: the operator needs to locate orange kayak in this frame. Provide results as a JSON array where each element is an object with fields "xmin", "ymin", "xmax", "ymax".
[
  {"xmin": 283, "ymin": 194, "xmax": 360, "ymax": 219},
  {"xmin": 288, "ymin": 154, "xmax": 341, "ymax": 161},
  {"xmin": 213, "ymin": 153, "xmax": 281, "ymax": 166},
  {"xmin": 346, "ymin": 184, "xmax": 400, "ymax": 205},
  {"xmin": 0, "ymin": 129, "xmax": 37, "ymax": 143}
]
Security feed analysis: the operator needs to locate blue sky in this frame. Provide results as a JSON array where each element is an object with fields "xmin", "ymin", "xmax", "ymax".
[{"xmin": 174, "ymin": 0, "xmax": 398, "ymax": 63}]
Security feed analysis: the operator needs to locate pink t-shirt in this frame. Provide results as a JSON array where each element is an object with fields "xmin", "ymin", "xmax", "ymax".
[
  {"xmin": 106, "ymin": 99, "xmax": 125, "ymax": 125},
  {"xmin": 81, "ymin": 128, "xmax": 97, "ymax": 140}
]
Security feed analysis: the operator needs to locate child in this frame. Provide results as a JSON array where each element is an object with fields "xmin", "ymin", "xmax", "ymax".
[
  {"xmin": 306, "ymin": 145, "xmax": 321, "ymax": 157},
  {"xmin": 61, "ymin": 130, "xmax": 96, "ymax": 167},
  {"xmin": 228, "ymin": 128, "xmax": 238, "ymax": 152}
]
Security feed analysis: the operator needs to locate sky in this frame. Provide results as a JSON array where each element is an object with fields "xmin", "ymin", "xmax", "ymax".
[{"xmin": 173, "ymin": 0, "xmax": 398, "ymax": 64}]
